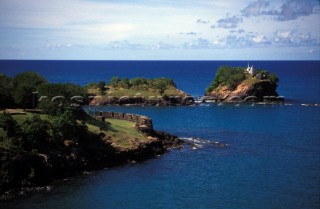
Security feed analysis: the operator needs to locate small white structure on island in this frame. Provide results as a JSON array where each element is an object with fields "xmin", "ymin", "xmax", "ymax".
[{"xmin": 246, "ymin": 63, "xmax": 254, "ymax": 75}]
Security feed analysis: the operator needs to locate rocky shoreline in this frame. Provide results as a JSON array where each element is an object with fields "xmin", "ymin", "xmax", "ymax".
[
  {"xmin": 0, "ymin": 112, "xmax": 183, "ymax": 200},
  {"xmin": 90, "ymin": 95, "xmax": 195, "ymax": 106}
]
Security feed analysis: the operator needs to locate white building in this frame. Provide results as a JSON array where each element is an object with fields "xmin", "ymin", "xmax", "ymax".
[{"xmin": 246, "ymin": 64, "xmax": 254, "ymax": 75}]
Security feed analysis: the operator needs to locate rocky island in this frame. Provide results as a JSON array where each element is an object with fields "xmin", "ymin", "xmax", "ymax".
[
  {"xmin": 87, "ymin": 77, "xmax": 195, "ymax": 106},
  {"xmin": 205, "ymin": 65, "xmax": 282, "ymax": 103}
]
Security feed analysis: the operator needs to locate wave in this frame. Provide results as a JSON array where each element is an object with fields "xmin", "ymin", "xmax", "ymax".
[{"xmin": 180, "ymin": 137, "xmax": 228, "ymax": 149}]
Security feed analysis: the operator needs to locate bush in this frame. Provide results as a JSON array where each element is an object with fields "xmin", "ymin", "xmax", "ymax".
[
  {"xmin": 21, "ymin": 115, "xmax": 51, "ymax": 151},
  {"xmin": 0, "ymin": 112, "xmax": 20, "ymax": 138},
  {"xmin": 207, "ymin": 65, "xmax": 246, "ymax": 92},
  {"xmin": 0, "ymin": 74, "xmax": 14, "ymax": 108},
  {"xmin": 107, "ymin": 77, "xmax": 177, "ymax": 92},
  {"xmin": 13, "ymin": 72, "xmax": 47, "ymax": 108}
]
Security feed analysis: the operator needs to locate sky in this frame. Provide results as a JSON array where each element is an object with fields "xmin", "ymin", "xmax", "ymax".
[{"xmin": 0, "ymin": 0, "xmax": 319, "ymax": 60}]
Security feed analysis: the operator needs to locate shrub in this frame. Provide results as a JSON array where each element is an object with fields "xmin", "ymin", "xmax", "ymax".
[{"xmin": 207, "ymin": 65, "xmax": 246, "ymax": 92}]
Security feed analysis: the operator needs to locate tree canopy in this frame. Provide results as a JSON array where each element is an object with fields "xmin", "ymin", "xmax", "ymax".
[
  {"xmin": 107, "ymin": 77, "xmax": 176, "ymax": 91},
  {"xmin": 12, "ymin": 72, "xmax": 47, "ymax": 108},
  {"xmin": 0, "ymin": 74, "xmax": 14, "ymax": 108}
]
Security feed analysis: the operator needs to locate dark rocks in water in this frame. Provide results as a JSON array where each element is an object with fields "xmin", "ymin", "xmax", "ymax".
[{"xmin": 91, "ymin": 95, "xmax": 195, "ymax": 106}]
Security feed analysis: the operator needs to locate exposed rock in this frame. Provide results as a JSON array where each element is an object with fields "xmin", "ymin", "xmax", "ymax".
[
  {"xmin": 206, "ymin": 80, "xmax": 278, "ymax": 102},
  {"xmin": 90, "ymin": 95, "xmax": 195, "ymax": 106}
]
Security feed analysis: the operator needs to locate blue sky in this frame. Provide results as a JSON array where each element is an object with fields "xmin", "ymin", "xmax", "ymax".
[{"xmin": 0, "ymin": 0, "xmax": 319, "ymax": 60}]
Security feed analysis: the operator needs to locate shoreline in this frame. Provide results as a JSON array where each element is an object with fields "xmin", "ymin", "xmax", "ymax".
[{"xmin": 0, "ymin": 112, "xmax": 183, "ymax": 201}]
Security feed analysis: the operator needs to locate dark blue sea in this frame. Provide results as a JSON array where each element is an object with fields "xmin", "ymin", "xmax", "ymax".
[{"xmin": 0, "ymin": 61, "xmax": 320, "ymax": 209}]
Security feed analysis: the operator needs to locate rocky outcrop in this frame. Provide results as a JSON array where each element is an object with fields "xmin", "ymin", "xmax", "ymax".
[
  {"xmin": 96, "ymin": 111, "xmax": 183, "ymax": 148},
  {"xmin": 90, "ymin": 95, "xmax": 195, "ymax": 106},
  {"xmin": 206, "ymin": 80, "xmax": 279, "ymax": 102}
]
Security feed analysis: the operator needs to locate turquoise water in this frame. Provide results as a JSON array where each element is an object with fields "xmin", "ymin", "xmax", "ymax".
[{"xmin": 0, "ymin": 61, "xmax": 319, "ymax": 208}]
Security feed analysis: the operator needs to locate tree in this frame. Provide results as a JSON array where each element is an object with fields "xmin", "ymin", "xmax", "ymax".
[
  {"xmin": 13, "ymin": 72, "xmax": 47, "ymax": 108},
  {"xmin": 0, "ymin": 74, "xmax": 14, "ymax": 108},
  {"xmin": 118, "ymin": 78, "xmax": 130, "ymax": 89},
  {"xmin": 268, "ymin": 73, "xmax": 279, "ymax": 86},
  {"xmin": 207, "ymin": 65, "xmax": 246, "ymax": 91},
  {"xmin": 130, "ymin": 77, "xmax": 148, "ymax": 89},
  {"xmin": 154, "ymin": 80, "xmax": 167, "ymax": 96},
  {"xmin": 98, "ymin": 81, "xmax": 106, "ymax": 95},
  {"xmin": 37, "ymin": 83, "xmax": 86, "ymax": 109},
  {"xmin": 0, "ymin": 112, "xmax": 20, "ymax": 138},
  {"xmin": 108, "ymin": 77, "xmax": 121, "ymax": 87},
  {"xmin": 21, "ymin": 115, "xmax": 51, "ymax": 151},
  {"xmin": 50, "ymin": 109, "xmax": 87, "ymax": 142}
]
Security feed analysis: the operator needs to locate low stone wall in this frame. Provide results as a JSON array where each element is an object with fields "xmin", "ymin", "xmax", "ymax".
[{"xmin": 96, "ymin": 111, "xmax": 153, "ymax": 133}]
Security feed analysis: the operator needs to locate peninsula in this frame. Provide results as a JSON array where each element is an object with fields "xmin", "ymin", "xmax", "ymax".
[{"xmin": 0, "ymin": 72, "xmax": 183, "ymax": 199}]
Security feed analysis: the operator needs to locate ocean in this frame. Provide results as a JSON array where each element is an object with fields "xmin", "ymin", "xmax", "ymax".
[{"xmin": 0, "ymin": 60, "xmax": 319, "ymax": 209}]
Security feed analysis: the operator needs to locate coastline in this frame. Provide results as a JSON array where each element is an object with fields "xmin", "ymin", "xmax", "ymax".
[{"xmin": 0, "ymin": 111, "xmax": 183, "ymax": 200}]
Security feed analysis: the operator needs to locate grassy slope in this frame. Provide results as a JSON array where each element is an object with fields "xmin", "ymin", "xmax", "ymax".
[
  {"xmin": 88, "ymin": 86, "xmax": 185, "ymax": 98},
  {"xmin": 0, "ymin": 111, "xmax": 149, "ymax": 151},
  {"xmin": 87, "ymin": 118, "xmax": 149, "ymax": 150}
]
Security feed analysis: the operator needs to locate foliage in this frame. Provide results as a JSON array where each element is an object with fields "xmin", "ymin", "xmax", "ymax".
[
  {"xmin": 153, "ymin": 79, "xmax": 167, "ymax": 95},
  {"xmin": 38, "ymin": 83, "xmax": 84, "ymax": 98},
  {"xmin": 130, "ymin": 77, "xmax": 148, "ymax": 88},
  {"xmin": 20, "ymin": 114, "xmax": 51, "ymax": 151},
  {"xmin": 98, "ymin": 81, "xmax": 106, "ymax": 94},
  {"xmin": 206, "ymin": 65, "xmax": 279, "ymax": 93},
  {"xmin": 268, "ymin": 73, "xmax": 279, "ymax": 86},
  {"xmin": 107, "ymin": 77, "xmax": 176, "ymax": 95},
  {"xmin": 255, "ymin": 70, "xmax": 279, "ymax": 87},
  {"xmin": 207, "ymin": 66, "xmax": 246, "ymax": 91},
  {"xmin": 0, "ymin": 112, "xmax": 20, "ymax": 138},
  {"xmin": 50, "ymin": 109, "xmax": 84, "ymax": 141},
  {"xmin": 108, "ymin": 76, "xmax": 121, "ymax": 87},
  {"xmin": 85, "ymin": 82, "xmax": 98, "ymax": 88},
  {"xmin": 118, "ymin": 77, "xmax": 130, "ymax": 89},
  {"xmin": 12, "ymin": 72, "xmax": 47, "ymax": 108},
  {"xmin": 37, "ymin": 83, "xmax": 88, "ymax": 112},
  {"xmin": 0, "ymin": 74, "xmax": 14, "ymax": 108}
]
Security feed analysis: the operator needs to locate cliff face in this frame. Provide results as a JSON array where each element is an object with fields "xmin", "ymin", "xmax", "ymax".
[{"xmin": 206, "ymin": 79, "xmax": 278, "ymax": 102}]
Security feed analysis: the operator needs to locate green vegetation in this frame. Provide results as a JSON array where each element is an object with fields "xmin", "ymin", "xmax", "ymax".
[
  {"xmin": 206, "ymin": 65, "xmax": 279, "ymax": 93},
  {"xmin": 0, "ymin": 106, "xmax": 154, "ymax": 193},
  {"xmin": 206, "ymin": 65, "xmax": 246, "ymax": 92},
  {"xmin": 0, "ymin": 71, "xmax": 179, "ymax": 195},
  {"xmin": 99, "ymin": 119, "xmax": 149, "ymax": 150},
  {"xmin": 0, "ymin": 74, "xmax": 14, "ymax": 108},
  {"xmin": 0, "ymin": 72, "xmax": 89, "ymax": 109},
  {"xmin": 108, "ymin": 77, "xmax": 176, "ymax": 91},
  {"xmin": 88, "ymin": 77, "xmax": 184, "ymax": 98},
  {"xmin": 0, "ymin": 108, "xmax": 96, "ymax": 152}
]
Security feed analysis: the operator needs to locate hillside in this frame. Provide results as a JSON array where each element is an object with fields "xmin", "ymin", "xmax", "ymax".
[
  {"xmin": 205, "ymin": 65, "xmax": 280, "ymax": 102},
  {"xmin": 0, "ymin": 109, "xmax": 181, "ymax": 198}
]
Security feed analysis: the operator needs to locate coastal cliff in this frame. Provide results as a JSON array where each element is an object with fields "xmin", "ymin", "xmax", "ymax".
[{"xmin": 205, "ymin": 65, "xmax": 280, "ymax": 102}]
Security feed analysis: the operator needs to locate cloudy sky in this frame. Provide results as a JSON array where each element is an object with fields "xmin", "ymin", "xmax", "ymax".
[{"xmin": 0, "ymin": 0, "xmax": 319, "ymax": 60}]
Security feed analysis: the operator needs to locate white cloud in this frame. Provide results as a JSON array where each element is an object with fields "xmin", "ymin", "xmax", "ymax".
[
  {"xmin": 252, "ymin": 34, "xmax": 269, "ymax": 44},
  {"xmin": 0, "ymin": 0, "xmax": 319, "ymax": 60}
]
